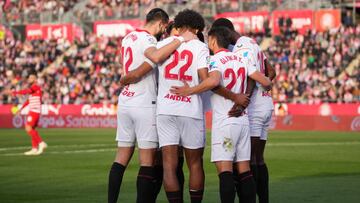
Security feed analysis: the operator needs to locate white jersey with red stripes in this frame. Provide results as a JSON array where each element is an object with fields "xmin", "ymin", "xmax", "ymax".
[
  {"xmin": 233, "ymin": 36, "xmax": 274, "ymax": 112},
  {"xmin": 209, "ymin": 49, "xmax": 256, "ymax": 127},
  {"xmin": 156, "ymin": 37, "xmax": 210, "ymax": 119},
  {"xmin": 118, "ymin": 29, "xmax": 158, "ymax": 108}
]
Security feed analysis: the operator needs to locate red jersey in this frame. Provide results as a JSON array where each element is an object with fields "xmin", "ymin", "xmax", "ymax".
[{"xmin": 13, "ymin": 84, "xmax": 42, "ymax": 114}]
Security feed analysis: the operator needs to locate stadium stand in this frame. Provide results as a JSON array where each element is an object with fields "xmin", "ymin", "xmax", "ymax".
[{"xmin": 268, "ymin": 24, "xmax": 360, "ymax": 103}]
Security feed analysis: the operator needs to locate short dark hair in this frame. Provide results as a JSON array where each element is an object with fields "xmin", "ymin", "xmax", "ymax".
[
  {"xmin": 28, "ymin": 69, "xmax": 37, "ymax": 77},
  {"xmin": 208, "ymin": 26, "xmax": 232, "ymax": 49},
  {"xmin": 211, "ymin": 18, "xmax": 235, "ymax": 31},
  {"xmin": 174, "ymin": 9, "xmax": 205, "ymax": 32},
  {"xmin": 146, "ymin": 8, "xmax": 169, "ymax": 24}
]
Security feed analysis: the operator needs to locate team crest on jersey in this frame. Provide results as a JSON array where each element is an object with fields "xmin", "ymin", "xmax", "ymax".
[
  {"xmin": 222, "ymin": 137, "xmax": 233, "ymax": 152},
  {"xmin": 148, "ymin": 37, "xmax": 157, "ymax": 45},
  {"xmin": 206, "ymin": 56, "xmax": 211, "ymax": 65},
  {"xmin": 243, "ymin": 51, "xmax": 249, "ymax": 58}
]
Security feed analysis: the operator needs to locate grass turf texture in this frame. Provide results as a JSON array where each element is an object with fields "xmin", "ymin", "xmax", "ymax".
[{"xmin": 0, "ymin": 129, "xmax": 359, "ymax": 203}]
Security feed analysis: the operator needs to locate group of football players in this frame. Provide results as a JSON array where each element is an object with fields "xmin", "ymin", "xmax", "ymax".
[{"xmin": 108, "ymin": 8, "xmax": 276, "ymax": 203}]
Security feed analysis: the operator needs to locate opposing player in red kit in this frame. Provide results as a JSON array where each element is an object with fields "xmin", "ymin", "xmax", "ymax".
[{"xmin": 12, "ymin": 74, "xmax": 47, "ymax": 156}]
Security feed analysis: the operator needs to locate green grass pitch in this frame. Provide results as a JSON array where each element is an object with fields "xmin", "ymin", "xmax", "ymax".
[{"xmin": 0, "ymin": 128, "xmax": 359, "ymax": 203}]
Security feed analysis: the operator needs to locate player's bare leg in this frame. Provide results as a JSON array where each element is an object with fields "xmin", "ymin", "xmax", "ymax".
[
  {"xmin": 250, "ymin": 136, "xmax": 269, "ymax": 203},
  {"xmin": 250, "ymin": 137, "xmax": 261, "ymax": 180},
  {"xmin": 162, "ymin": 145, "xmax": 182, "ymax": 202},
  {"xmin": 137, "ymin": 148, "xmax": 157, "ymax": 203},
  {"xmin": 153, "ymin": 150, "xmax": 163, "ymax": 201},
  {"xmin": 108, "ymin": 147, "xmax": 134, "ymax": 203},
  {"xmin": 24, "ymin": 124, "xmax": 46, "ymax": 155},
  {"xmin": 235, "ymin": 161, "xmax": 256, "ymax": 203},
  {"xmin": 256, "ymin": 140, "xmax": 269, "ymax": 203},
  {"xmin": 215, "ymin": 161, "xmax": 235, "ymax": 203},
  {"xmin": 184, "ymin": 147, "xmax": 205, "ymax": 203},
  {"xmin": 177, "ymin": 147, "xmax": 185, "ymax": 198}
]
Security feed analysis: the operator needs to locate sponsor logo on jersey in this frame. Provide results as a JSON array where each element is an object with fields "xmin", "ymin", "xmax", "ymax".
[
  {"xmin": 243, "ymin": 51, "xmax": 249, "ymax": 58},
  {"xmin": 164, "ymin": 93, "xmax": 191, "ymax": 103},
  {"xmin": 121, "ymin": 90, "xmax": 135, "ymax": 97},
  {"xmin": 209, "ymin": 61, "xmax": 217, "ymax": 70},
  {"xmin": 148, "ymin": 36, "xmax": 157, "ymax": 45},
  {"xmin": 262, "ymin": 91, "xmax": 272, "ymax": 97}
]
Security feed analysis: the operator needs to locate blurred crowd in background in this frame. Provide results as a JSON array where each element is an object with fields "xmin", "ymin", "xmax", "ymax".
[
  {"xmin": 268, "ymin": 25, "xmax": 359, "ymax": 104},
  {"xmin": 0, "ymin": 0, "xmax": 358, "ymax": 105},
  {"xmin": 1, "ymin": 0, "xmax": 277, "ymax": 23}
]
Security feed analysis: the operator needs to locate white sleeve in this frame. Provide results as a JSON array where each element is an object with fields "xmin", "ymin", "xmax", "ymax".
[
  {"xmin": 143, "ymin": 34, "xmax": 157, "ymax": 52},
  {"xmin": 144, "ymin": 57, "xmax": 156, "ymax": 68},
  {"xmin": 208, "ymin": 58, "xmax": 221, "ymax": 73},
  {"xmin": 196, "ymin": 45, "xmax": 210, "ymax": 70},
  {"xmin": 236, "ymin": 47, "xmax": 257, "ymax": 75},
  {"xmin": 246, "ymin": 51, "xmax": 257, "ymax": 75}
]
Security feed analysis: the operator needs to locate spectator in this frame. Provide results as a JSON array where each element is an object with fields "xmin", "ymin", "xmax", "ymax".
[{"xmin": 267, "ymin": 25, "xmax": 360, "ymax": 103}]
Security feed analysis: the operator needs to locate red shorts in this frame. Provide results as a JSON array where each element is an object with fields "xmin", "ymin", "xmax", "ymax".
[{"xmin": 26, "ymin": 112, "xmax": 40, "ymax": 128}]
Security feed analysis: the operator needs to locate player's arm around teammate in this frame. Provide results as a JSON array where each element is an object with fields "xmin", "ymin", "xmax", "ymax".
[
  {"xmin": 108, "ymin": 8, "xmax": 197, "ymax": 203},
  {"xmin": 119, "ymin": 31, "xmax": 196, "ymax": 87},
  {"xmin": 155, "ymin": 9, "xmax": 213, "ymax": 203},
  {"xmin": 233, "ymin": 36, "xmax": 276, "ymax": 203}
]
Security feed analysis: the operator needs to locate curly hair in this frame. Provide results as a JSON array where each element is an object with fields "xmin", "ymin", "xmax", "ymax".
[{"xmin": 174, "ymin": 9, "xmax": 205, "ymax": 32}]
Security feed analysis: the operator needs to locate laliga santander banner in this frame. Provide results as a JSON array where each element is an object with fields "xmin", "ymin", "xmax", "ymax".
[
  {"xmin": 205, "ymin": 103, "xmax": 360, "ymax": 132},
  {"xmin": 272, "ymin": 10, "xmax": 313, "ymax": 34},
  {"xmin": 94, "ymin": 20, "xmax": 143, "ymax": 37},
  {"xmin": 314, "ymin": 9, "xmax": 341, "ymax": 32},
  {"xmin": 26, "ymin": 23, "xmax": 83, "ymax": 42},
  {"xmin": 270, "ymin": 103, "xmax": 360, "ymax": 131},
  {"xmin": 214, "ymin": 11, "xmax": 269, "ymax": 33},
  {"xmin": 0, "ymin": 104, "xmax": 117, "ymax": 128},
  {"xmin": 0, "ymin": 104, "xmax": 359, "ymax": 131}
]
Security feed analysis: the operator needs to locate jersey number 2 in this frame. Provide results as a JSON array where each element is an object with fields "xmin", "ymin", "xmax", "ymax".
[
  {"xmin": 164, "ymin": 50, "xmax": 193, "ymax": 81},
  {"xmin": 121, "ymin": 47, "xmax": 133, "ymax": 74}
]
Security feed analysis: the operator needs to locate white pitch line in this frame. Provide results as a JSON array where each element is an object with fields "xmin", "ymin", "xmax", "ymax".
[
  {"xmin": 1, "ymin": 148, "xmax": 116, "ymax": 156},
  {"xmin": 1, "ymin": 142, "xmax": 359, "ymax": 157},
  {"xmin": 0, "ymin": 143, "xmax": 114, "ymax": 152},
  {"xmin": 267, "ymin": 142, "xmax": 360, "ymax": 147}
]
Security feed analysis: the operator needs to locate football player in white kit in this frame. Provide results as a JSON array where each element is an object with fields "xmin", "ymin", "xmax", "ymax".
[
  {"xmin": 107, "ymin": 8, "xmax": 196, "ymax": 203},
  {"xmin": 173, "ymin": 26, "xmax": 272, "ymax": 203},
  {"xmin": 156, "ymin": 9, "xmax": 219, "ymax": 203},
  {"xmin": 233, "ymin": 35, "xmax": 276, "ymax": 203},
  {"xmin": 211, "ymin": 18, "xmax": 276, "ymax": 203}
]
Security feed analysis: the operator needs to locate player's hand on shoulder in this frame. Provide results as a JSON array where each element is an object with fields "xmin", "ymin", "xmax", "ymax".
[
  {"xmin": 170, "ymin": 81, "xmax": 192, "ymax": 96},
  {"xmin": 233, "ymin": 93, "xmax": 250, "ymax": 107},
  {"xmin": 228, "ymin": 104, "xmax": 244, "ymax": 118},
  {"xmin": 180, "ymin": 30, "xmax": 197, "ymax": 42}
]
